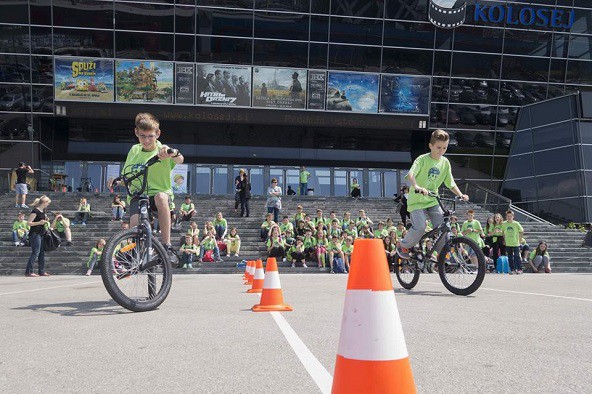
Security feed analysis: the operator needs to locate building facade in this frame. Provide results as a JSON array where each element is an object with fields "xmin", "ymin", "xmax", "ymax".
[{"xmin": 1, "ymin": 0, "xmax": 592, "ymax": 197}]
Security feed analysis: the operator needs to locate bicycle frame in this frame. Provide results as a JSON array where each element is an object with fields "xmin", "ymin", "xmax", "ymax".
[{"xmin": 411, "ymin": 194, "xmax": 458, "ymax": 262}]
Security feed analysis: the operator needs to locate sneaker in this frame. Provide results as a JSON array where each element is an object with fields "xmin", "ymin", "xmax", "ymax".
[
  {"xmin": 19, "ymin": 242, "xmax": 25, "ymax": 247},
  {"xmin": 85, "ymin": 270, "xmax": 91, "ymax": 276},
  {"xmin": 14, "ymin": 242, "xmax": 20, "ymax": 247},
  {"xmin": 291, "ymin": 263, "xmax": 295, "ymax": 268},
  {"xmin": 215, "ymin": 258, "xmax": 224, "ymax": 263},
  {"xmin": 182, "ymin": 264, "xmax": 187, "ymax": 269},
  {"xmin": 303, "ymin": 263, "xmax": 308, "ymax": 268},
  {"xmin": 282, "ymin": 258, "xmax": 287, "ymax": 262},
  {"xmin": 396, "ymin": 245, "xmax": 411, "ymax": 259},
  {"xmin": 82, "ymin": 222, "xmax": 86, "ymax": 226},
  {"xmin": 14, "ymin": 204, "xmax": 20, "ymax": 208},
  {"xmin": 234, "ymin": 253, "xmax": 239, "ymax": 257},
  {"xmin": 509, "ymin": 270, "xmax": 515, "ymax": 275},
  {"xmin": 517, "ymin": 270, "xmax": 523, "ymax": 275},
  {"xmin": 25, "ymin": 273, "xmax": 39, "ymax": 277},
  {"xmin": 21, "ymin": 204, "xmax": 29, "ymax": 208},
  {"xmin": 187, "ymin": 264, "xmax": 193, "ymax": 269}
]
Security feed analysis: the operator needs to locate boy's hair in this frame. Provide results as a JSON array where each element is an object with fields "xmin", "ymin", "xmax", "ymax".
[
  {"xmin": 283, "ymin": 215, "xmax": 289, "ymax": 220},
  {"xmin": 397, "ymin": 222, "xmax": 404, "ymax": 226},
  {"xmin": 378, "ymin": 221, "xmax": 385, "ymax": 226},
  {"xmin": 316, "ymin": 209, "xmax": 322, "ymax": 213},
  {"xmin": 505, "ymin": 210, "xmax": 514, "ymax": 215},
  {"xmin": 17, "ymin": 211, "xmax": 25, "ymax": 217},
  {"xmin": 297, "ymin": 205, "xmax": 303, "ymax": 209},
  {"xmin": 330, "ymin": 211, "xmax": 336, "ymax": 215},
  {"xmin": 430, "ymin": 129, "xmax": 449, "ymax": 144},
  {"xmin": 185, "ymin": 195, "xmax": 191, "ymax": 200},
  {"xmin": 135, "ymin": 113, "xmax": 159, "ymax": 131},
  {"xmin": 467, "ymin": 209, "xmax": 475, "ymax": 214}
]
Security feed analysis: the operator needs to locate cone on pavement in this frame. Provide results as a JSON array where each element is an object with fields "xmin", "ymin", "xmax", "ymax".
[
  {"xmin": 332, "ymin": 238, "xmax": 416, "ymax": 394},
  {"xmin": 247, "ymin": 259, "xmax": 264, "ymax": 293},
  {"xmin": 242, "ymin": 260, "xmax": 250, "ymax": 281},
  {"xmin": 244, "ymin": 260, "xmax": 254, "ymax": 285},
  {"xmin": 252, "ymin": 257, "xmax": 293, "ymax": 312}
]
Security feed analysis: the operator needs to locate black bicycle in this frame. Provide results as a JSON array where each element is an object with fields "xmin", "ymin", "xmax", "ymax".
[
  {"xmin": 99, "ymin": 153, "xmax": 173, "ymax": 312},
  {"xmin": 395, "ymin": 192, "xmax": 486, "ymax": 296}
]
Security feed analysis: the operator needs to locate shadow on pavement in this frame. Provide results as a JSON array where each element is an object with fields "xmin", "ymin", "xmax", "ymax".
[
  {"xmin": 11, "ymin": 300, "xmax": 130, "ymax": 316},
  {"xmin": 394, "ymin": 289, "xmax": 458, "ymax": 298}
]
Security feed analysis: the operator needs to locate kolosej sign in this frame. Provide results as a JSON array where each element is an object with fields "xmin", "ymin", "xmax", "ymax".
[{"xmin": 428, "ymin": 0, "xmax": 575, "ymax": 29}]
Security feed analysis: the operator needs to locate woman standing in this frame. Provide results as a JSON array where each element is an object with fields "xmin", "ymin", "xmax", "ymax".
[
  {"xmin": 25, "ymin": 195, "xmax": 51, "ymax": 277},
  {"xmin": 394, "ymin": 186, "xmax": 410, "ymax": 226},
  {"xmin": 239, "ymin": 172, "xmax": 251, "ymax": 217},
  {"xmin": 266, "ymin": 178, "xmax": 282, "ymax": 224}
]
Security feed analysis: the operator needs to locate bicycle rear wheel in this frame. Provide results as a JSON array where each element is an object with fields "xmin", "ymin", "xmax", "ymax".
[
  {"xmin": 100, "ymin": 228, "xmax": 172, "ymax": 312},
  {"xmin": 395, "ymin": 257, "xmax": 420, "ymax": 290},
  {"xmin": 438, "ymin": 236, "xmax": 485, "ymax": 296}
]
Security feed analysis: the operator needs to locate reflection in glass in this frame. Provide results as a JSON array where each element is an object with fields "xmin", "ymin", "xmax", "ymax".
[
  {"xmin": 255, "ymin": 12, "xmax": 309, "ymax": 41},
  {"xmin": 254, "ymin": 40, "xmax": 308, "ymax": 68},
  {"xmin": 195, "ymin": 167, "xmax": 211, "ymax": 194},
  {"xmin": 334, "ymin": 170, "xmax": 347, "ymax": 196},
  {"xmin": 116, "ymin": 31, "xmax": 173, "ymax": 60},
  {"xmin": 454, "ymin": 26, "xmax": 503, "ymax": 53},
  {"xmin": 382, "ymin": 48, "xmax": 432, "ymax": 75},
  {"xmin": 452, "ymin": 52, "xmax": 500, "ymax": 79},
  {"xmin": 197, "ymin": 7, "xmax": 254, "ymax": 37},
  {"xmin": 332, "ymin": 0, "xmax": 384, "ymax": 18},
  {"xmin": 330, "ymin": 17, "xmax": 383, "ymax": 46},
  {"xmin": 255, "ymin": 0, "xmax": 309, "ymax": 13},
  {"xmin": 53, "ymin": 0, "xmax": 114, "ymax": 29},
  {"xmin": 53, "ymin": 28, "xmax": 114, "ymax": 57},
  {"xmin": 0, "ymin": 25, "xmax": 29, "ymax": 54},
  {"xmin": 329, "ymin": 44, "xmax": 381, "ymax": 72},
  {"xmin": 176, "ymin": 5, "xmax": 196, "ymax": 34},
  {"xmin": 176, "ymin": 35, "xmax": 196, "ymax": 62},
  {"xmin": 213, "ymin": 167, "xmax": 228, "ymax": 195},
  {"xmin": 383, "ymin": 21, "xmax": 434, "ymax": 49},
  {"xmin": 196, "ymin": 36, "xmax": 253, "ymax": 64},
  {"xmin": 501, "ymin": 56, "xmax": 549, "ymax": 82},
  {"xmin": 31, "ymin": 27, "xmax": 53, "ymax": 55}
]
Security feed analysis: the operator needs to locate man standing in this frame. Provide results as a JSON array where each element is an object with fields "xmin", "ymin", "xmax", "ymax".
[
  {"xmin": 299, "ymin": 166, "xmax": 311, "ymax": 196},
  {"xmin": 15, "ymin": 162, "xmax": 33, "ymax": 208}
]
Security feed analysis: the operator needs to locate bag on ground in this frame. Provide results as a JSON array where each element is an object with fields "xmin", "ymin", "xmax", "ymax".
[
  {"xmin": 202, "ymin": 250, "xmax": 214, "ymax": 262},
  {"xmin": 217, "ymin": 241, "xmax": 227, "ymax": 256},
  {"xmin": 333, "ymin": 256, "xmax": 346, "ymax": 273},
  {"xmin": 496, "ymin": 255, "xmax": 509, "ymax": 273}
]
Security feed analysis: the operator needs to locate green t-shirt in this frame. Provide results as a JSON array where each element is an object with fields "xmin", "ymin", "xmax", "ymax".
[
  {"xmin": 501, "ymin": 221, "xmax": 523, "ymax": 247},
  {"xmin": 123, "ymin": 141, "xmax": 176, "ymax": 199},
  {"xmin": 261, "ymin": 220, "xmax": 275, "ymax": 229},
  {"xmin": 350, "ymin": 183, "xmax": 360, "ymax": 191},
  {"xmin": 529, "ymin": 250, "xmax": 550, "ymax": 261},
  {"xmin": 356, "ymin": 217, "xmax": 371, "ymax": 229},
  {"xmin": 329, "ymin": 227, "xmax": 342, "ymax": 237},
  {"xmin": 267, "ymin": 237, "xmax": 285, "ymax": 249},
  {"xmin": 492, "ymin": 224, "xmax": 504, "ymax": 242},
  {"xmin": 13, "ymin": 220, "xmax": 30, "ymax": 237},
  {"xmin": 461, "ymin": 219, "xmax": 483, "ymax": 244},
  {"xmin": 187, "ymin": 227, "xmax": 200, "ymax": 237},
  {"xmin": 329, "ymin": 217, "xmax": 341, "ymax": 227},
  {"xmin": 374, "ymin": 228, "xmax": 388, "ymax": 238},
  {"xmin": 313, "ymin": 217, "xmax": 329, "ymax": 228},
  {"xmin": 406, "ymin": 153, "xmax": 456, "ymax": 212},
  {"xmin": 342, "ymin": 218, "xmax": 353, "ymax": 228},
  {"xmin": 213, "ymin": 218, "xmax": 227, "ymax": 228},
  {"xmin": 169, "ymin": 201, "xmax": 175, "ymax": 210},
  {"xmin": 79, "ymin": 203, "xmax": 91, "ymax": 212},
  {"xmin": 86, "ymin": 247, "xmax": 103, "ymax": 267},
  {"xmin": 55, "ymin": 217, "xmax": 70, "ymax": 233},
  {"xmin": 293, "ymin": 212, "xmax": 306, "ymax": 222},
  {"xmin": 181, "ymin": 202, "xmax": 195, "ymax": 212},
  {"xmin": 280, "ymin": 222, "xmax": 294, "ymax": 236},
  {"xmin": 344, "ymin": 228, "xmax": 358, "ymax": 238},
  {"xmin": 342, "ymin": 244, "xmax": 353, "ymax": 255},
  {"xmin": 395, "ymin": 228, "xmax": 404, "ymax": 239},
  {"xmin": 202, "ymin": 238, "xmax": 216, "ymax": 250},
  {"xmin": 328, "ymin": 241, "xmax": 342, "ymax": 252},
  {"xmin": 181, "ymin": 244, "xmax": 198, "ymax": 253},
  {"xmin": 303, "ymin": 237, "xmax": 317, "ymax": 249},
  {"xmin": 300, "ymin": 170, "xmax": 311, "ymax": 183}
]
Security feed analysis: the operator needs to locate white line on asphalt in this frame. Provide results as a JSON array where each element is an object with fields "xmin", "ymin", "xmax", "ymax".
[
  {"xmin": 270, "ymin": 311, "xmax": 333, "ymax": 394},
  {"xmin": 419, "ymin": 281, "xmax": 592, "ymax": 302},
  {"xmin": 0, "ymin": 281, "xmax": 100, "ymax": 296}
]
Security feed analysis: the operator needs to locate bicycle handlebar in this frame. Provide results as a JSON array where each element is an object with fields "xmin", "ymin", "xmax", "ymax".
[
  {"xmin": 115, "ymin": 148, "xmax": 175, "ymax": 197},
  {"xmin": 414, "ymin": 189, "xmax": 463, "ymax": 213}
]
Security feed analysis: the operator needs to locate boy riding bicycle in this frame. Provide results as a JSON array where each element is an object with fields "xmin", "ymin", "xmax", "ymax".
[
  {"xmin": 124, "ymin": 113, "xmax": 184, "ymax": 254},
  {"xmin": 397, "ymin": 129, "xmax": 469, "ymax": 259}
]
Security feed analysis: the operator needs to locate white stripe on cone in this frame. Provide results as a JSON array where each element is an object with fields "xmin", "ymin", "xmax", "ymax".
[
  {"xmin": 262, "ymin": 270, "xmax": 281, "ymax": 289},
  {"xmin": 337, "ymin": 290, "xmax": 409, "ymax": 361},
  {"xmin": 249, "ymin": 264, "xmax": 255, "ymax": 277},
  {"xmin": 253, "ymin": 267, "xmax": 265, "ymax": 280}
]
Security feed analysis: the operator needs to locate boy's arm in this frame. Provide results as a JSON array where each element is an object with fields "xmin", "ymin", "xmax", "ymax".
[{"xmin": 406, "ymin": 172, "xmax": 429, "ymax": 195}]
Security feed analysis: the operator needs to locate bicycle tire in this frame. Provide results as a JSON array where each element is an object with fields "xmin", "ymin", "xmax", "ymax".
[
  {"xmin": 100, "ymin": 228, "xmax": 172, "ymax": 312},
  {"xmin": 395, "ymin": 257, "xmax": 420, "ymax": 290},
  {"xmin": 437, "ymin": 236, "xmax": 485, "ymax": 296}
]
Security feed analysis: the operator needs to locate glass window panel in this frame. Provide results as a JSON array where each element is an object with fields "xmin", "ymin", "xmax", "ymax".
[
  {"xmin": 332, "ymin": 0, "xmax": 384, "ymax": 18},
  {"xmin": 255, "ymin": 12, "xmax": 309, "ymax": 41},
  {"xmin": 254, "ymin": 39, "xmax": 308, "ymax": 68},
  {"xmin": 116, "ymin": 3, "xmax": 174, "ymax": 32},
  {"xmin": 86, "ymin": 164, "xmax": 103, "ymax": 192},
  {"xmin": 579, "ymin": 122, "xmax": 592, "ymax": 144},
  {"xmin": 0, "ymin": 83, "xmax": 27, "ymax": 112},
  {"xmin": 491, "ymin": 156, "xmax": 507, "ymax": 180},
  {"xmin": 502, "ymin": 178, "xmax": 537, "ymax": 201},
  {"xmin": 552, "ymin": 33, "xmax": 569, "ymax": 57},
  {"xmin": 447, "ymin": 104, "xmax": 493, "ymax": 131},
  {"xmin": 547, "ymin": 84, "xmax": 564, "ymax": 98},
  {"xmin": 0, "ymin": 0, "xmax": 28, "ymax": 24},
  {"xmin": 176, "ymin": 34, "xmax": 195, "ymax": 62},
  {"xmin": 310, "ymin": 15, "xmax": 329, "ymax": 43},
  {"xmin": 539, "ymin": 198, "xmax": 586, "ymax": 223},
  {"xmin": 307, "ymin": 168, "xmax": 331, "ymax": 196},
  {"xmin": 502, "ymin": 56, "xmax": 549, "ymax": 82},
  {"xmin": 454, "ymin": 26, "xmax": 503, "ymax": 53},
  {"xmin": 510, "ymin": 129, "xmax": 532, "ymax": 154},
  {"xmin": 504, "ymin": 154, "xmax": 534, "ymax": 180},
  {"xmin": 433, "ymin": 51, "xmax": 451, "ymax": 76},
  {"xmin": 447, "ymin": 130, "xmax": 496, "ymax": 155},
  {"xmin": 451, "ymin": 79, "xmax": 498, "ymax": 105},
  {"xmin": 32, "ymin": 85, "xmax": 53, "ymax": 113},
  {"xmin": 329, "ymin": 43, "xmax": 381, "ymax": 72},
  {"xmin": 0, "ymin": 55, "xmax": 30, "ymax": 83},
  {"xmin": 64, "ymin": 162, "xmax": 83, "ymax": 191},
  {"xmin": 569, "ymin": 35, "xmax": 592, "ymax": 60},
  {"xmin": 448, "ymin": 155, "xmax": 493, "ymax": 180},
  {"xmin": 255, "ymin": 0, "xmax": 309, "ymax": 12},
  {"xmin": 530, "ymin": 96, "xmax": 574, "ymax": 125},
  {"xmin": 369, "ymin": 170, "xmax": 382, "ymax": 197},
  {"xmin": 570, "ymin": 7, "xmax": 592, "ymax": 35},
  {"xmin": 197, "ymin": 7, "xmax": 254, "ymax": 38},
  {"xmin": 586, "ymin": 172, "xmax": 592, "ymax": 196},
  {"xmin": 30, "ymin": 27, "xmax": 52, "ymax": 55},
  {"xmin": 385, "ymin": 0, "xmax": 428, "ymax": 21},
  {"xmin": 31, "ymin": 0, "xmax": 52, "ymax": 25},
  {"xmin": 54, "ymin": 28, "xmax": 114, "ymax": 57},
  {"xmin": 532, "ymin": 121, "xmax": 575, "ymax": 151},
  {"xmin": 249, "ymin": 168, "xmax": 264, "ymax": 196},
  {"xmin": 383, "ymin": 21, "xmax": 434, "ymax": 49},
  {"xmin": 197, "ymin": 36, "xmax": 253, "ymax": 64},
  {"xmin": 198, "ymin": 0, "xmax": 253, "ymax": 8},
  {"xmin": 384, "ymin": 171, "xmax": 398, "ymax": 198},
  {"xmin": 270, "ymin": 168, "xmax": 285, "ymax": 191},
  {"xmin": 286, "ymin": 169, "xmax": 300, "ymax": 192},
  {"xmin": 334, "ymin": 170, "xmax": 347, "ymax": 197},
  {"xmin": 430, "ymin": 103, "xmax": 447, "ymax": 128},
  {"xmin": 515, "ymin": 108, "xmax": 530, "ymax": 131},
  {"xmin": 177, "ymin": 0, "xmax": 195, "ymax": 4},
  {"xmin": 549, "ymin": 59, "xmax": 566, "ymax": 83},
  {"xmin": 330, "ymin": 17, "xmax": 382, "ymax": 46},
  {"xmin": 581, "ymin": 146, "xmax": 592, "ymax": 168},
  {"xmin": 534, "ymin": 146, "xmax": 577, "ymax": 175},
  {"xmin": 195, "ymin": 167, "xmax": 211, "ymax": 194},
  {"xmin": 435, "ymin": 28, "xmax": 452, "ymax": 50},
  {"xmin": 503, "ymin": 30, "xmax": 552, "ymax": 57},
  {"xmin": 176, "ymin": 5, "xmax": 196, "ymax": 34},
  {"xmin": 213, "ymin": 167, "xmax": 228, "ymax": 195},
  {"xmin": 495, "ymin": 131, "xmax": 513, "ymax": 156},
  {"xmin": 31, "ymin": 57, "xmax": 53, "ymax": 84},
  {"xmin": 53, "ymin": 0, "xmax": 114, "ymax": 29},
  {"xmin": 452, "ymin": 52, "xmax": 501, "ymax": 79},
  {"xmin": 431, "ymin": 77, "xmax": 448, "ymax": 102},
  {"xmin": 537, "ymin": 172, "xmax": 581, "ymax": 200},
  {"xmin": 494, "ymin": 106, "xmax": 519, "ymax": 131},
  {"xmin": 0, "ymin": 113, "xmax": 30, "ymax": 141},
  {"xmin": 116, "ymin": 31, "xmax": 173, "ymax": 60},
  {"xmin": 119, "ymin": 0, "xmax": 174, "ymax": 3},
  {"xmin": 0, "ymin": 25, "xmax": 29, "ymax": 54},
  {"xmin": 382, "ymin": 48, "xmax": 432, "ymax": 75},
  {"xmin": 309, "ymin": 43, "xmax": 328, "ymax": 69}
]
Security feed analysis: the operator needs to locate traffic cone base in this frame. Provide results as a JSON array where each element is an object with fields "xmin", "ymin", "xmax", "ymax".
[
  {"xmin": 251, "ymin": 258, "xmax": 293, "ymax": 312},
  {"xmin": 247, "ymin": 259, "xmax": 264, "ymax": 293},
  {"xmin": 332, "ymin": 356, "xmax": 415, "ymax": 394}
]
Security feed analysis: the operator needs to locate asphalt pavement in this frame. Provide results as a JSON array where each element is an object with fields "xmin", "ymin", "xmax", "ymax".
[{"xmin": 1, "ymin": 273, "xmax": 591, "ymax": 393}]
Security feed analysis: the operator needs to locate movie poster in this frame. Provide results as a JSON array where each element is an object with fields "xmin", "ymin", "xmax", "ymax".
[
  {"xmin": 54, "ymin": 58, "xmax": 114, "ymax": 102},
  {"xmin": 115, "ymin": 61, "xmax": 174, "ymax": 103},
  {"xmin": 175, "ymin": 63, "xmax": 195, "ymax": 104},
  {"xmin": 380, "ymin": 75, "xmax": 430, "ymax": 115},
  {"xmin": 195, "ymin": 64, "xmax": 251, "ymax": 107},
  {"xmin": 307, "ymin": 70, "xmax": 326, "ymax": 110},
  {"xmin": 171, "ymin": 164, "xmax": 188, "ymax": 195},
  {"xmin": 252, "ymin": 67, "xmax": 307, "ymax": 109},
  {"xmin": 326, "ymin": 72, "xmax": 379, "ymax": 113}
]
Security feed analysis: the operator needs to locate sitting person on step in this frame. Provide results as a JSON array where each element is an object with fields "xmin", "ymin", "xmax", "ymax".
[
  {"xmin": 180, "ymin": 235, "xmax": 200, "ymax": 269},
  {"xmin": 176, "ymin": 196, "xmax": 195, "ymax": 226},
  {"xmin": 213, "ymin": 211, "xmax": 228, "ymax": 240},
  {"xmin": 12, "ymin": 212, "xmax": 30, "ymax": 247},
  {"xmin": 529, "ymin": 241, "xmax": 551, "ymax": 273},
  {"xmin": 198, "ymin": 228, "xmax": 224, "ymax": 263},
  {"xmin": 267, "ymin": 225, "xmax": 286, "ymax": 260},
  {"xmin": 260, "ymin": 213, "xmax": 276, "ymax": 241},
  {"xmin": 52, "ymin": 212, "xmax": 73, "ymax": 246},
  {"xmin": 290, "ymin": 237, "xmax": 307, "ymax": 268},
  {"xmin": 85, "ymin": 239, "xmax": 105, "ymax": 276},
  {"xmin": 111, "ymin": 195, "xmax": 126, "ymax": 221},
  {"xmin": 225, "ymin": 227, "xmax": 241, "ymax": 257},
  {"xmin": 74, "ymin": 197, "xmax": 91, "ymax": 225}
]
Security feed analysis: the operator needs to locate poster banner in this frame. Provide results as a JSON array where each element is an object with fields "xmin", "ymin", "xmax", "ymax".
[
  {"xmin": 54, "ymin": 58, "xmax": 114, "ymax": 102},
  {"xmin": 175, "ymin": 63, "xmax": 195, "ymax": 104},
  {"xmin": 252, "ymin": 67, "xmax": 307, "ymax": 109},
  {"xmin": 380, "ymin": 75, "xmax": 430, "ymax": 115},
  {"xmin": 326, "ymin": 72, "xmax": 379, "ymax": 113},
  {"xmin": 105, "ymin": 164, "xmax": 120, "ymax": 192},
  {"xmin": 196, "ymin": 64, "xmax": 251, "ymax": 106},
  {"xmin": 171, "ymin": 164, "xmax": 188, "ymax": 195},
  {"xmin": 115, "ymin": 61, "xmax": 174, "ymax": 103},
  {"xmin": 307, "ymin": 70, "xmax": 326, "ymax": 110}
]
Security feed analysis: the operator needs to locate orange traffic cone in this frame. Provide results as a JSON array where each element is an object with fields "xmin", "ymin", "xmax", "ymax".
[
  {"xmin": 247, "ymin": 259, "xmax": 265, "ymax": 293},
  {"xmin": 244, "ymin": 260, "xmax": 254, "ymax": 285},
  {"xmin": 332, "ymin": 239, "xmax": 416, "ymax": 394},
  {"xmin": 252, "ymin": 257, "xmax": 292, "ymax": 312},
  {"xmin": 242, "ymin": 260, "xmax": 250, "ymax": 281}
]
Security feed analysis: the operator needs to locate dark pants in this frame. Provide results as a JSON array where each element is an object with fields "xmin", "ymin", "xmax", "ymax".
[
  {"xmin": 240, "ymin": 197, "xmax": 250, "ymax": 217},
  {"xmin": 260, "ymin": 228, "xmax": 269, "ymax": 241},
  {"xmin": 351, "ymin": 188, "xmax": 361, "ymax": 198},
  {"xmin": 26, "ymin": 233, "xmax": 45, "ymax": 275},
  {"xmin": 267, "ymin": 207, "xmax": 280, "ymax": 224},
  {"xmin": 269, "ymin": 246, "xmax": 285, "ymax": 259},
  {"xmin": 492, "ymin": 239, "xmax": 506, "ymax": 259},
  {"xmin": 181, "ymin": 253, "xmax": 194, "ymax": 264},
  {"xmin": 507, "ymin": 246, "xmax": 521, "ymax": 271},
  {"xmin": 300, "ymin": 182, "xmax": 307, "ymax": 196},
  {"xmin": 234, "ymin": 192, "xmax": 240, "ymax": 210},
  {"xmin": 75, "ymin": 212, "xmax": 89, "ymax": 223},
  {"xmin": 215, "ymin": 225, "xmax": 226, "ymax": 239},
  {"xmin": 400, "ymin": 210, "xmax": 409, "ymax": 225}
]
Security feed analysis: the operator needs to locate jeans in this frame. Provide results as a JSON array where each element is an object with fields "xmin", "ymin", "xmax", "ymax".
[
  {"xmin": 13, "ymin": 231, "xmax": 27, "ymax": 244},
  {"xmin": 87, "ymin": 254, "xmax": 99, "ymax": 271},
  {"xmin": 26, "ymin": 233, "xmax": 45, "ymax": 275},
  {"xmin": 261, "ymin": 228, "xmax": 269, "ymax": 241},
  {"xmin": 240, "ymin": 197, "xmax": 250, "ymax": 217},
  {"xmin": 507, "ymin": 246, "xmax": 521, "ymax": 271},
  {"xmin": 181, "ymin": 253, "xmax": 194, "ymax": 265},
  {"xmin": 299, "ymin": 182, "xmax": 307, "ymax": 196},
  {"xmin": 400, "ymin": 205, "xmax": 446, "ymax": 252},
  {"xmin": 267, "ymin": 207, "xmax": 280, "ymax": 224},
  {"xmin": 215, "ymin": 225, "xmax": 226, "ymax": 239},
  {"xmin": 112, "ymin": 206, "xmax": 124, "ymax": 220},
  {"xmin": 76, "ymin": 212, "xmax": 89, "ymax": 223}
]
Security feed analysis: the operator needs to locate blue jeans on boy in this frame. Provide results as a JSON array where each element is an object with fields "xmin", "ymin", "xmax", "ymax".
[
  {"xmin": 13, "ymin": 231, "xmax": 27, "ymax": 244},
  {"xmin": 507, "ymin": 246, "xmax": 521, "ymax": 271},
  {"xmin": 26, "ymin": 233, "xmax": 45, "ymax": 275},
  {"xmin": 267, "ymin": 207, "xmax": 280, "ymax": 224},
  {"xmin": 300, "ymin": 183, "xmax": 307, "ymax": 196}
]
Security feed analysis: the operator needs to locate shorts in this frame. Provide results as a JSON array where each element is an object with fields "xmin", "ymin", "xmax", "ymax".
[
  {"xmin": 128, "ymin": 196, "xmax": 158, "ymax": 218},
  {"xmin": 15, "ymin": 183, "xmax": 27, "ymax": 195}
]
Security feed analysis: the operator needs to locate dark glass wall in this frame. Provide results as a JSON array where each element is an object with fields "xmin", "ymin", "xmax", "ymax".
[{"xmin": 2, "ymin": 0, "xmax": 592, "ymax": 189}]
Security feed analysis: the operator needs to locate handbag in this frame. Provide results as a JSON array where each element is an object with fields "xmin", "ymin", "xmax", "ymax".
[{"xmin": 43, "ymin": 229, "xmax": 61, "ymax": 252}]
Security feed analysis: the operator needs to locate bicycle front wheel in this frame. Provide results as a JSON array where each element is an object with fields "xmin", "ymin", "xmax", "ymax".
[
  {"xmin": 395, "ymin": 257, "xmax": 420, "ymax": 290},
  {"xmin": 100, "ymin": 228, "xmax": 172, "ymax": 312},
  {"xmin": 438, "ymin": 236, "xmax": 485, "ymax": 296}
]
